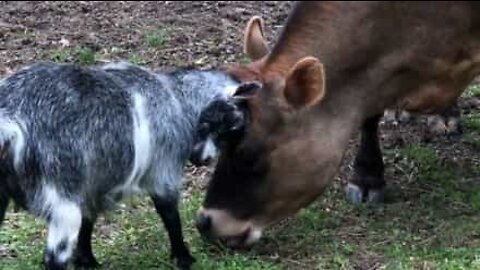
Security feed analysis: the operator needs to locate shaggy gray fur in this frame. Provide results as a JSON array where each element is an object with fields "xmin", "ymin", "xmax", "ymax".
[{"xmin": 0, "ymin": 60, "xmax": 239, "ymax": 270}]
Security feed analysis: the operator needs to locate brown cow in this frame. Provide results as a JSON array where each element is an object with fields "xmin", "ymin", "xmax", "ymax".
[{"xmin": 193, "ymin": 1, "xmax": 480, "ymax": 247}]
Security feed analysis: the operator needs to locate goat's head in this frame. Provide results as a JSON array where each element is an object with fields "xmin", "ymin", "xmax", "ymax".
[{"xmin": 190, "ymin": 83, "xmax": 261, "ymax": 166}]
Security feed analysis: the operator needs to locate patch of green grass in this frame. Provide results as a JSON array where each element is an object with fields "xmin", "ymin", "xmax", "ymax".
[
  {"xmin": 400, "ymin": 144, "xmax": 455, "ymax": 183},
  {"xmin": 129, "ymin": 53, "xmax": 146, "ymax": 66},
  {"xmin": 46, "ymin": 47, "xmax": 96, "ymax": 65},
  {"xmin": 0, "ymin": 211, "xmax": 45, "ymax": 270},
  {"xmin": 14, "ymin": 30, "xmax": 36, "ymax": 39},
  {"xmin": 464, "ymin": 84, "xmax": 480, "ymax": 97},
  {"xmin": 48, "ymin": 48, "xmax": 72, "ymax": 63},
  {"xmin": 463, "ymin": 111, "xmax": 480, "ymax": 150},
  {"xmin": 0, "ymin": 192, "xmax": 281, "ymax": 270},
  {"xmin": 466, "ymin": 132, "xmax": 480, "ymax": 148},
  {"xmin": 463, "ymin": 113, "xmax": 480, "ymax": 131},
  {"xmin": 1, "ymin": 150, "xmax": 479, "ymax": 269},
  {"xmin": 2, "ymin": 187, "xmax": 480, "ymax": 269},
  {"xmin": 398, "ymin": 143, "xmax": 480, "ymax": 211},
  {"xmin": 468, "ymin": 188, "xmax": 480, "ymax": 211},
  {"xmin": 75, "ymin": 48, "xmax": 96, "ymax": 65},
  {"xmin": 384, "ymin": 246, "xmax": 480, "ymax": 270},
  {"xmin": 144, "ymin": 29, "xmax": 167, "ymax": 48}
]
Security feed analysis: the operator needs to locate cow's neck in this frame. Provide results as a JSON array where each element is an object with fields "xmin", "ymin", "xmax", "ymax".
[
  {"xmin": 265, "ymin": 2, "xmax": 370, "ymax": 75},
  {"xmin": 314, "ymin": 83, "xmax": 365, "ymax": 154}
]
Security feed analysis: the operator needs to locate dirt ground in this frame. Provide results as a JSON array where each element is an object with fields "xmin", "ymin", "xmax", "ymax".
[
  {"xmin": 0, "ymin": 1, "xmax": 292, "ymax": 73},
  {"xmin": 1, "ymin": 1, "xmax": 479, "ymax": 269}
]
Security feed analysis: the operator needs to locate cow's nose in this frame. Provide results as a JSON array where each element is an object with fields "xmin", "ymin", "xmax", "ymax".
[{"xmin": 195, "ymin": 212, "xmax": 212, "ymax": 234}]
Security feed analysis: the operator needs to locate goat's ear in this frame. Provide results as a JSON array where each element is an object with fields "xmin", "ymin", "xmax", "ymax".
[
  {"xmin": 232, "ymin": 82, "xmax": 262, "ymax": 100},
  {"xmin": 284, "ymin": 57, "xmax": 326, "ymax": 109},
  {"xmin": 243, "ymin": 16, "xmax": 270, "ymax": 61}
]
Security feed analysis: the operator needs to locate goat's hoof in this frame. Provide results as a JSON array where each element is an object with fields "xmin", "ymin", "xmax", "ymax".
[
  {"xmin": 43, "ymin": 258, "xmax": 67, "ymax": 270},
  {"xmin": 73, "ymin": 254, "xmax": 100, "ymax": 269},
  {"xmin": 176, "ymin": 253, "xmax": 196, "ymax": 270},
  {"xmin": 345, "ymin": 183, "xmax": 363, "ymax": 204},
  {"xmin": 367, "ymin": 188, "xmax": 385, "ymax": 204}
]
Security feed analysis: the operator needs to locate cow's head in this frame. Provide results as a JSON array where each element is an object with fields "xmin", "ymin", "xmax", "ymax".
[{"xmin": 194, "ymin": 16, "xmax": 333, "ymax": 248}]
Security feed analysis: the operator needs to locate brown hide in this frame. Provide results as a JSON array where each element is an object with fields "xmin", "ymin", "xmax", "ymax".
[{"xmin": 198, "ymin": 1, "xmax": 480, "ymax": 246}]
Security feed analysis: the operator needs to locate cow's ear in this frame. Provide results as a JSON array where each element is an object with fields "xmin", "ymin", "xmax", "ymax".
[
  {"xmin": 284, "ymin": 57, "xmax": 326, "ymax": 109},
  {"xmin": 243, "ymin": 16, "xmax": 270, "ymax": 61}
]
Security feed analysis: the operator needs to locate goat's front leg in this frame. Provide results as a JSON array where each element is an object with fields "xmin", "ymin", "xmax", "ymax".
[
  {"xmin": 150, "ymin": 194, "xmax": 195, "ymax": 270},
  {"xmin": 73, "ymin": 217, "xmax": 100, "ymax": 269},
  {"xmin": 42, "ymin": 196, "xmax": 82, "ymax": 270}
]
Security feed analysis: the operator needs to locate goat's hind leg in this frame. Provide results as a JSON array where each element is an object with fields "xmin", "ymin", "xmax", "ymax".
[
  {"xmin": 42, "ymin": 190, "xmax": 82, "ymax": 270},
  {"xmin": 0, "ymin": 191, "xmax": 9, "ymax": 227}
]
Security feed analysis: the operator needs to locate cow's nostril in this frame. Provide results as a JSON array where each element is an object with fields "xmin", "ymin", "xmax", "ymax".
[{"xmin": 195, "ymin": 213, "xmax": 212, "ymax": 233}]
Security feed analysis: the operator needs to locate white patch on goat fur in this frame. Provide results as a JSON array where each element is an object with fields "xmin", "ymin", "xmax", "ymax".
[
  {"xmin": 201, "ymin": 137, "xmax": 217, "ymax": 162},
  {"xmin": 245, "ymin": 229, "xmax": 263, "ymax": 245},
  {"xmin": 0, "ymin": 113, "xmax": 26, "ymax": 171},
  {"xmin": 121, "ymin": 93, "xmax": 152, "ymax": 194},
  {"xmin": 43, "ymin": 185, "xmax": 82, "ymax": 263}
]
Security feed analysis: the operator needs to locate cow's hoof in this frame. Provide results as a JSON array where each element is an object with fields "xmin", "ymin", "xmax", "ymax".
[
  {"xmin": 346, "ymin": 184, "xmax": 385, "ymax": 205},
  {"xmin": 345, "ymin": 183, "xmax": 363, "ymax": 204},
  {"xmin": 427, "ymin": 115, "xmax": 462, "ymax": 137},
  {"xmin": 367, "ymin": 188, "xmax": 385, "ymax": 204}
]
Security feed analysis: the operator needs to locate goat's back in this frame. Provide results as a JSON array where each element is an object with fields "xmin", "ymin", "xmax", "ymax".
[{"xmin": 0, "ymin": 62, "xmax": 137, "ymax": 211}]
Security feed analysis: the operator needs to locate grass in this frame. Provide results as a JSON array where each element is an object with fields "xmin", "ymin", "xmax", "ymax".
[
  {"xmin": 399, "ymin": 144, "xmax": 456, "ymax": 183},
  {"xmin": 0, "ymin": 193, "xmax": 281, "ymax": 270},
  {"xmin": 463, "ymin": 111, "xmax": 480, "ymax": 150},
  {"xmin": 398, "ymin": 143, "xmax": 480, "ymax": 209},
  {"xmin": 464, "ymin": 84, "xmax": 480, "ymax": 98},
  {"xmin": 466, "ymin": 132, "xmax": 480, "ymax": 149},
  {"xmin": 2, "ymin": 160, "xmax": 479, "ymax": 270},
  {"xmin": 46, "ymin": 47, "xmax": 96, "ymax": 65},
  {"xmin": 144, "ymin": 29, "xmax": 167, "ymax": 49},
  {"xmin": 75, "ymin": 48, "xmax": 96, "ymax": 65},
  {"xmin": 463, "ymin": 113, "xmax": 480, "ymax": 131},
  {"xmin": 129, "ymin": 53, "xmax": 146, "ymax": 66},
  {"xmin": 48, "ymin": 48, "xmax": 72, "ymax": 63},
  {"xmin": 14, "ymin": 30, "xmax": 36, "ymax": 40}
]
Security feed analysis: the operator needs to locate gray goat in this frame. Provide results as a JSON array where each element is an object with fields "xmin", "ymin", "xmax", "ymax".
[{"xmin": 0, "ymin": 61, "xmax": 251, "ymax": 270}]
